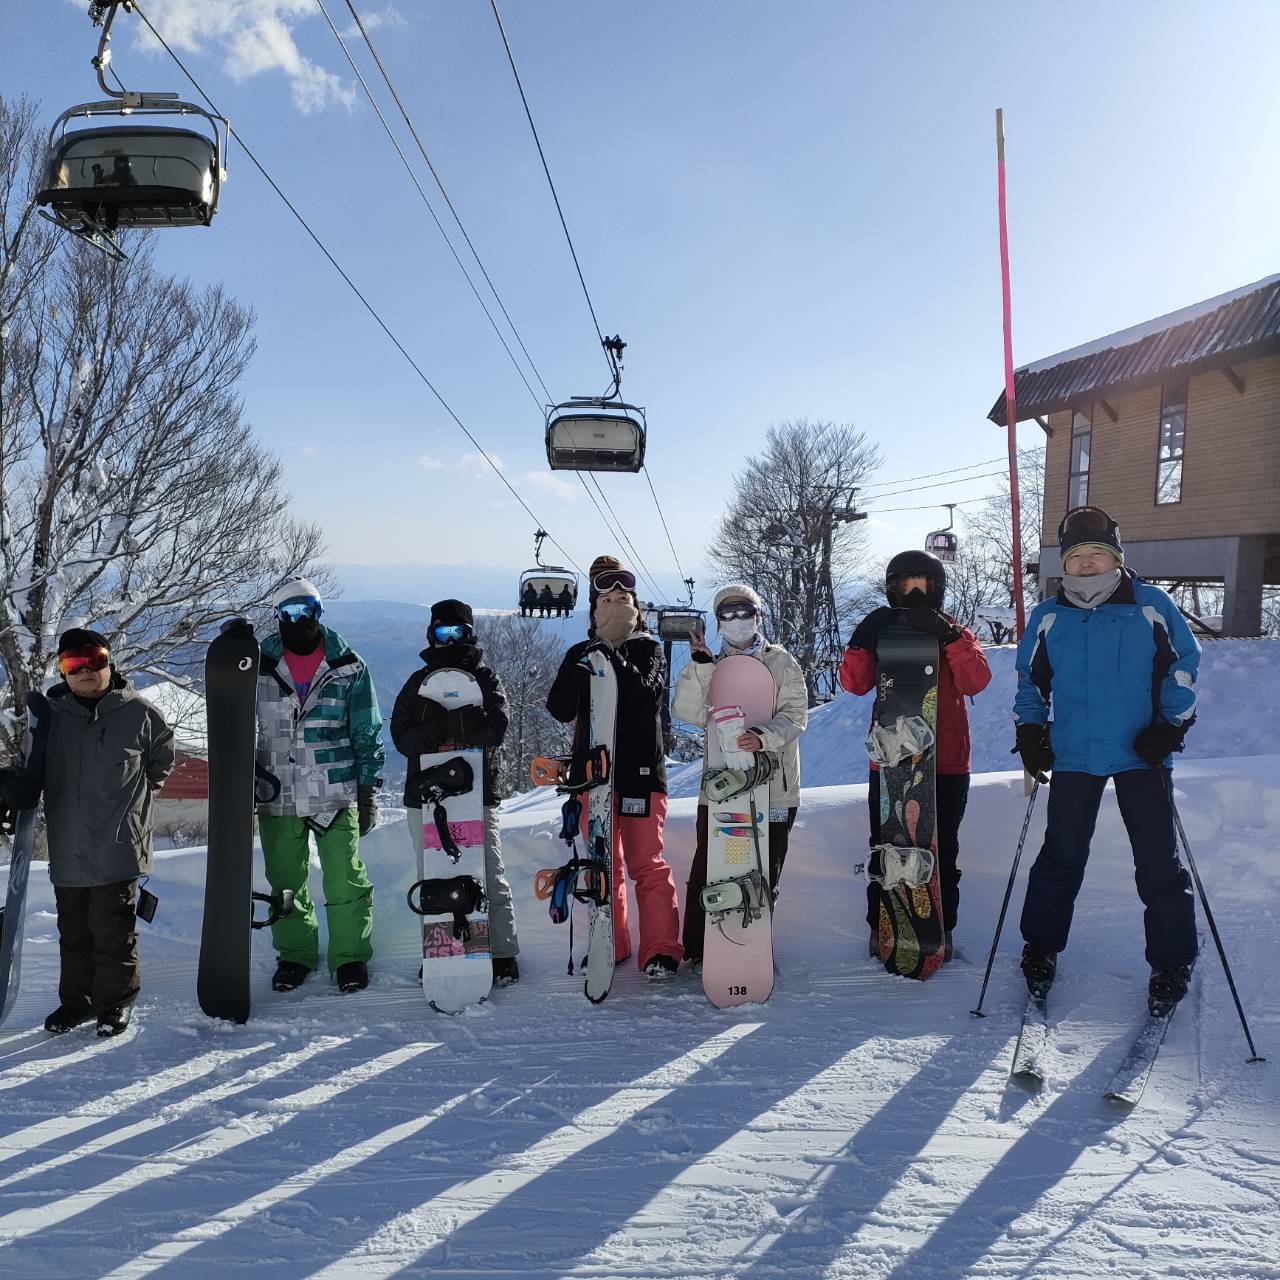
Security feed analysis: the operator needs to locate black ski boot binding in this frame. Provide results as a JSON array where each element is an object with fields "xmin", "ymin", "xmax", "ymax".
[
  {"xmin": 1020, "ymin": 944, "xmax": 1056, "ymax": 1000},
  {"xmin": 1147, "ymin": 964, "xmax": 1192, "ymax": 1017}
]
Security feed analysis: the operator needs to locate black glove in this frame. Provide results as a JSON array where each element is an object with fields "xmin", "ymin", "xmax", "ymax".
[
  {"xmin": 904, "ymin": 605, "xmax": 961, "ymax": 645},
  {"xmin": 0, "ymin": 767, "xmax": 42, "ymax": 811},
  {"xmin": 1014, "ymin": 724, "xmax": 1053, "ymax": 783},
  {"xmin": 356, "ymin": 784, "xmax": 378, "ymax": 837},
  {"xmin": 847, "ymin": 607, "xmax": 895, "ymax": 653},
  {"xmin": 1134, "ymin": 721, "xmax": 1185, "ymax": 766},
  {"xmin": 458, "ymin": 705, "xmax": 488, "ymax": 741}
]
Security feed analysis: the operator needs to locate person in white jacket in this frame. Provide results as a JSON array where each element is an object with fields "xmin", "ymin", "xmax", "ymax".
[{"xmin": 671, "ymin": 583, "xmax": 808, "ymax": 970}]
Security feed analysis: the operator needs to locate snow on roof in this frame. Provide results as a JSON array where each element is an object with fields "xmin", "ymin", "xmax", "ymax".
[{"xmin": 1021, "ymin": 273, "xmax": 1280, "ymax": 374}]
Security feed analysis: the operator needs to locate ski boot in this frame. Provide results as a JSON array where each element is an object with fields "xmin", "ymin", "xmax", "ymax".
[
  {"xmin": 643, "ymin": 954, "xmax": 679, "ymax": 981},
  {"xmin": 1147, "ymin": 964, "xmax": 1192, "ymax": 1017},
  {"xmin": 44, "ymin": 1004, "xmax": 93, "ymax": 1035},
  {"xmin": 492, "ymin": 956, "xmax": 520, "ymax": 988},
  {"xmin": 337, "ymin": 961, "xmax": 369, "ymax": 993},
  {"xmin": 272, "ymin": 960, "xmax": 310, "ymax": 992},
  {"xmin": 97, "ymin": 1006, "xmax": 132, "ymax": 1038},
  {"xmin": 1020, "ymin": 944, "xmax": 1057, "ymax": 999}
]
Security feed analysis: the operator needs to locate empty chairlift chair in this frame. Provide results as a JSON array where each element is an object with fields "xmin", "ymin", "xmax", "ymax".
[{"xmin": 545, "ymin": 399, "xmax": 647, "ymax": 474}]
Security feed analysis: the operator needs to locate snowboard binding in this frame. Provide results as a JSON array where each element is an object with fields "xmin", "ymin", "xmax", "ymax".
[
  {"xmin": 407, "ymin": 875, "xmax": 487, "ymax": 941},
  {"xmin": 530, "ymin": 744, "xmax": 610, "ymax": 793},
  {"xmin": 701, "ymin": 870, "xmax": 770, "ymax": 937},
  {"xmin": 250, "ymin": 889, "xmax": 295, "ymax": 930},
  {"xmin": 865, "ymin": 715, "xmax": 936, "ymax": 768},
  {"xmin": 865, "ymin": 843, "xmax": 936, "ymax": 889},
  {"xmin": 705, "ymin": 752, "xmax": 774, "ymax": 803},
  {"xmin": 535, "ymin": 858, "xmax": 609, "ymax": 922},
  {"xmin": 407, "ymin": 756, "xmax": 476, "ymax": 863},
  {"xmin": 0, "ymin": 803, "xmax": 14, "ymax": 840}
]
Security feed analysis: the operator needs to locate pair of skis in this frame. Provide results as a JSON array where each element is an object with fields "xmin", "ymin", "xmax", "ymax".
[{"xmin": 1010, "ymin": 993, "xmax": 1175, "ymax": 1105}]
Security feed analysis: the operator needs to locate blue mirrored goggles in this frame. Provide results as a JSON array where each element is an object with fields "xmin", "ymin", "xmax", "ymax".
[
  {"xmin": 276, "ymin": 598, "xmax": 322, "ymax": 623},
  {"xmin": 431, "ymin": 623, "xmax": 473, "ymax": 645}
]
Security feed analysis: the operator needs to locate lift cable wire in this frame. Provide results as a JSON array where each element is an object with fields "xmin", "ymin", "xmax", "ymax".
[
  {"xmin": 489, "ymin": 0, "xmax": 611, "ymax": 380},
  {"xmin": 489, "ymin": 0, "xmax": 690, "ymax": 598},
  {"xmin": 858, "ymin": 454, "xmax": 1009, "ymax": 492},
  {"xmin": 336, "ymin": 0, "xmax": 553, "ymax": 404},
  {"xmin": 321, "ymin": 1, "xmax": 670, "ymax": 587},
  {"xmin": 313, "ymin": 0, "xmax": 540, "ymax": 409},
  {"xmin": 129, "ymin": 1, "xmax": 584, "ymax": 576}
]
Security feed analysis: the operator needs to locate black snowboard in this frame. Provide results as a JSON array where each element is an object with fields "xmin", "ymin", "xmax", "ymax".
[
  {"xmin": 197, "ymin": 620, "xmax": 261, "ymax": 1023},
  {"xmin": 0, "ymin": 692, "xmax": 51, "ymax": 1027},
  {"xmin": 870, "ymin": 621, "xmax": 943, "ymax": 980}
]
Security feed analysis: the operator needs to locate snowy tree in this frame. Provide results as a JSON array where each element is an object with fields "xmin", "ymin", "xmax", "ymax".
[
  {"xmin": 473, "ymin": 614, "xmax": 572, "ymax": 794},
  {"xmin": 707, "ymin": 420, "xmax": 880, "ymax": 702},
  {"xmin": 0, "ymin": 95, "xmax": 328, "ymax": 757}
]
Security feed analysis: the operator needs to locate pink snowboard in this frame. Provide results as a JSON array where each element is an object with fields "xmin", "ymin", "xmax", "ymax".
[{"xmin": 703, "ymin": 654, "xmax": 776, "ymax": 1008}]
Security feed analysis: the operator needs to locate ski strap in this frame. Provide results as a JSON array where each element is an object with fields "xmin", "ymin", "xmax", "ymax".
[{"xmin": 406, "ymin": 874, "xmax": 486, "ymax": 940}]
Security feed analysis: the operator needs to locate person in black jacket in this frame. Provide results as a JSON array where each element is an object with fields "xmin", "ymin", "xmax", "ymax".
[
  {"xmin": 546, "ymin": 555, "xmax": 683, "ymax": 979},
  {"xmin": 389, "ymin": 599, "xmax": 520, "ymax": 985}
]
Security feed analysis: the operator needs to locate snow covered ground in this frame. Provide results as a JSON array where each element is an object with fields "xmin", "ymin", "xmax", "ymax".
[{"xmin": 1, "ymin": 749, "xmax": 1277, "ymax": 1277}]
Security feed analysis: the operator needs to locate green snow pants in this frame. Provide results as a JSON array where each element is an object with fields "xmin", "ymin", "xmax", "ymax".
[{"xmin": 259, "ymin": 809, "xmax": 373, "ymax": 972}]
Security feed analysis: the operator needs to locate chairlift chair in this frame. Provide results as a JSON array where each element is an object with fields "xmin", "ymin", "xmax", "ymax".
[
  {"xmin": 545, "ymin": 399, "xmax": 646, "ymax": 473},
  {"xmin": 518, "ymin": 529, "xmax": 577, "ymax": 616},
  {"xmin": 34, "ymin": 1, "xmax": 228, "ymax": 261},
  {"xmin": 924, "ymin": 504, "xmax": 959, "ymax": 563},
  {"xmin": 656, "ymin": 608, "xmax": 705, "ymax": 643}
]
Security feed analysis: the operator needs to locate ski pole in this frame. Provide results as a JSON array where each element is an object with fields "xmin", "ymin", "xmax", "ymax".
[
  {"xmin": 971, "ymin": 779, "xmax": 1040, "ymax": 1017},
  {"xmin": 1164, "ymin": 770, "xmax": 1265, "ymax": 1064}
]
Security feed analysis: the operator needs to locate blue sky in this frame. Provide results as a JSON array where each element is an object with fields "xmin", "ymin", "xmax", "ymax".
[{"xmin": 6, "ymin": 0, "xmax": 1278, "ymax": 605}]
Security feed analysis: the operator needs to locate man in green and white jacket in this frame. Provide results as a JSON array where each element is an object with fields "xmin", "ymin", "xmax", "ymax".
[{"xmin": 255, "ymin": 578, "xmax": 385, "ymax": 994}]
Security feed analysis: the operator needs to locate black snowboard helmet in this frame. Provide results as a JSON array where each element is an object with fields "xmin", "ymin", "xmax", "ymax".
[{"xmin": 885, "ymin": 549, "xmax": 946, "ymax": 609}]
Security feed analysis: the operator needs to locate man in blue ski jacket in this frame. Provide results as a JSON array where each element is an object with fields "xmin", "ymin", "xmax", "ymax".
[{"xmin": 1013, "ymin": 506, "xmax": 1201, "ymax": 1017}]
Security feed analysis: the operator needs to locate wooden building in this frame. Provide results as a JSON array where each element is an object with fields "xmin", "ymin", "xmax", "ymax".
[{"xmin": 989, "ymin": 275, "xmax": 1280, "ymax": 635}]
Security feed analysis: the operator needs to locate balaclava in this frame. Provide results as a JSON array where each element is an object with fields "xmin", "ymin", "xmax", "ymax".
[{"xmin": 273, "ymin": 577, "xmax": 324, "ymax": 655}]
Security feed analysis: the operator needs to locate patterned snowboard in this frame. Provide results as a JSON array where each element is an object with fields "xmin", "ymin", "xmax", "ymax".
[
  {"xmin": 415, "ymin": 668, "xmax": 490, "ymax": 1013},
  {"xmin": 870, "ymin": 621, "xmax": 944, "ymax": 980},
  {"xmin": 702, "ymin": 654, "xmax": 775, "ymax": 1008},
  {"xmin": 581, "ymin": 646, "xmax": 618, "ymax": 1004}
]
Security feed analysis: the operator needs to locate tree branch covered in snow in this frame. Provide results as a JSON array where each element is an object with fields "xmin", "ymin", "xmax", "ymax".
[{"xmin": 0, "ymin": 95, "xmax": 328, "ymax": 756}]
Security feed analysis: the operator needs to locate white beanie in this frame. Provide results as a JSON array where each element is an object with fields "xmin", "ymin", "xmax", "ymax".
[
  {"xmin": 271, "ymin": 577, "xmax": 322, "ymax": 610},
  {"xmin": 712, "ymin": 583, "xmax": 763, "ymax": 615}
]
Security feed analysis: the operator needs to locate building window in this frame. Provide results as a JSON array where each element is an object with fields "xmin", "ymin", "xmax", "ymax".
[
  {"xmin": 1068, "ymin": 407, "xmax": 1091, "ymax": 507},
  {"xmin": 1157, "ymin": 382, "xmax": 1187, "ymax": 505}
]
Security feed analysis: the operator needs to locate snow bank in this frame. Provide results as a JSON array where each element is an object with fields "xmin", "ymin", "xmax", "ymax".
[{"xmin": 671, "ymin": 637, "xmax": 1280, "ymax": 797}]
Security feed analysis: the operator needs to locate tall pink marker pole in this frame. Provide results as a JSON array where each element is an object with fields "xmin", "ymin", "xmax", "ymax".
[{"xmin": 997, "ymin": 108, "xmax": 1027, "ymax": 640}]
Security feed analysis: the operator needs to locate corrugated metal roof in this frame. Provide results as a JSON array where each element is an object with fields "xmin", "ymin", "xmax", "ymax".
[{"xmin": 989, "ymin": 276, "xmax": 1280, "ymax": 426}]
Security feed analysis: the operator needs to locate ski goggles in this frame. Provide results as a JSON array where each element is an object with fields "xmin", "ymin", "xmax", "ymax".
[
  {"xmin": 715, "ymin": 602, "xmax": 759, "ymax": 621},
  {"xmin": 430, "ymin": 622, "xmax": 474, "ymax": 645},
  {"xmin": 58, "ymin": 645, "xmax": 110, "ymax": 676},
  {"xmin": 275, "ymin": 597, "xmax": 322, "ymax": 623},
  {"xmin": 591, "ymin": 568, "xmax": 636, "ymax": 594},
  {"xmin": 1057, "ymin": 506, "xmax": 1118, "ymax": 545}
]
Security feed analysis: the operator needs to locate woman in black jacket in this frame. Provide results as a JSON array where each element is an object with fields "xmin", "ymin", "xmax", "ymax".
[
  {"xmin": 389, "ymin": 600, "xmax": 520, "ymax": 985},
  {"xmin": 547, "ymin": 556, "xmax": 683, "ymax": 978}
]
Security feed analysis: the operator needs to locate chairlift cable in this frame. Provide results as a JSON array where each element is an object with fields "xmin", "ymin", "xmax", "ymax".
[
  {"xmin": 858, "ymin": 454, "xmax": 1008, "ymax": 491},
  {"xmin": 585, "ymin": 475, "xmax": 665, "ymax": 602},
  {"xmin": 857, "ymin": 469, "xmax": 1007, "ymax": 502},
  {"xmin": 863, "ymin": 496, "xmax": 987, "ymax": 515},
  {"xmin": 314, "ymin": 0, "xmax": 544, "ymax": 410},
  {"xmin": 128, "ymin": 1, "xmax": 584, "ymax": 577},
  {"xmin": 336, "ymin": 0, "xmax": 554, "ymax": 405},
  {"xmin": 489, "ymin": 0, "xmax": 614, "ymax": 382},
  {"xmin": 642, "ymin": 464, "xmax": 689, "ymax": 586}
]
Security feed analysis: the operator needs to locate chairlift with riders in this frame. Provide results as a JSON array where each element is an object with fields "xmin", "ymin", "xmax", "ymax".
[
  {"xmin": 924, "ymin": 504, "xmax": 959, "ymax": 563},
  {"xmin": 518, "ymin": 530, "xmax": 578, "ymax": 618},
  {"xmin": 545, "ymin": 336, "xmax": 646, "ymax": 474},
  {"xmin": 35, "ymin": 1, "xmax": 228, "ymax": 262}
]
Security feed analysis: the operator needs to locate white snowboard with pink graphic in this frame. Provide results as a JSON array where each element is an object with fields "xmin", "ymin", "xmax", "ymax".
[
  {"xmin": 703, "ymin": 654, "xmax": 775, "ymax": 1008},
  {"xmin": 417, "ymin": 667, "xmax": 490, "ymax": 1013}
]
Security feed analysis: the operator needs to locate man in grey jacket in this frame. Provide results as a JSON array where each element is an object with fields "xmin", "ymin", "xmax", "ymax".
[{"xmin": 0, "ymin": 629, "xmax": 175, "ymax": 1036}]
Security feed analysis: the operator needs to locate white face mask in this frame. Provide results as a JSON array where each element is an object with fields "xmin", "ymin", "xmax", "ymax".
[{"xmin": 719, "ymin": 617, "xmax": 758, "ymax": 646}]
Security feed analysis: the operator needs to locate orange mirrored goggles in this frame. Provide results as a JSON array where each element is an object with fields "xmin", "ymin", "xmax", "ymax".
[{"xmin": 58, "ymin": 646, "xmax": 110, "ymax": 676}]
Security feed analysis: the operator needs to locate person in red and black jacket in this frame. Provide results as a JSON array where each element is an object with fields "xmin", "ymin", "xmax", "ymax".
[
  {"xmin": 546, "ymin": 554, "xmax": 683, "ymax": 979},
  {"xmin": 839, "ymin": 549, "xmax": 991, "ymax": 960}
]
